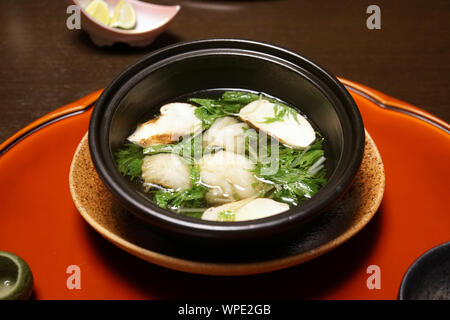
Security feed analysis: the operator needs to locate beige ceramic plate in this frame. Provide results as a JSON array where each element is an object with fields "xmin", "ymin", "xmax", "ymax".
[{"xmin": 69, "ymin": 130, "xmax": 384, "ymax": 276}]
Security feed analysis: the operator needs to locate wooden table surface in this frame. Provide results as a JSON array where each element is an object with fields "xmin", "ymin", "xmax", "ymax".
[{"xmin": 0, "ymin": 0, "xmax": 449, "ymax": 143}]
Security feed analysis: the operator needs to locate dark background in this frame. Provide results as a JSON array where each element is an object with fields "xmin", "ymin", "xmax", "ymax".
[{"xmin": 0, "ymin": 0, "xmax": 449, "ymax": 143}]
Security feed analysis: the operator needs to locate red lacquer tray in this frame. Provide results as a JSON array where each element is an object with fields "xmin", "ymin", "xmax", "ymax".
[{"xmin": 0, "ymin": 80, "xmax": 449, "ymax": 300}]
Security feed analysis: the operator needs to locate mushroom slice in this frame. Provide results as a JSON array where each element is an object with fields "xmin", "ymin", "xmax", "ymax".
[
  {"xmin": 202, "ymin": 198, "xmax": 290, "ymax": 221},
  {"xmin": 128, "ymin": 103, "xmax": 202, "ymax": 148},
  {"xmin": 199, "ymin": 150, "xmax": 259, "ymax": 205},
  {"xmin": 202, "ymin": 116, "xmax": 249, "ymax": 154},
  {"xmin": 239, "ymin": 99, "xmax": 315, "ymax": 149},
  {"xmin": 141, "ymin": 153, "xmax": 192, "ymax": 191}
]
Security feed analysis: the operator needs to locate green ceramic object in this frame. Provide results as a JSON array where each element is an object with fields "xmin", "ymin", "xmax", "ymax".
[{"xmin": 0, "ymin": 251, "xmax": 33, "ymax": 300}]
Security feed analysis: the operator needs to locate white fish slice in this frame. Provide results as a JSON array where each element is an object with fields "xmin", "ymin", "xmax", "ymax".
[
  {"xmin": 202, "ymin": 198, "xmax": 290, "ymax": 221},
  {"xmin": 141, "ymin": 153, "xmax": 192, "ymax": 191},
  {"xmin": 239, "ymin": 99, "xmax": 316, "ymax": 149},
  {"xmin": 127, "ymin": 103, "xmax": 202, "ymax": 148}
]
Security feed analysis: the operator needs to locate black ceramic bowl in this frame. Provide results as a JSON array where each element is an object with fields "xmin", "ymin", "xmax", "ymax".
[
  {"xmin": 89, "ymin": 39, "xmax": 365, "ymax": 244},
  {"xmin": 398, "ymin": 242, "xmax": 450, "ymax": 300}
]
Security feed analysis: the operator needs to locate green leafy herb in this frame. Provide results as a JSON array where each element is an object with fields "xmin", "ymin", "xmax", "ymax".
[
  {"xmin": 114, "ymin": 143, "xmax": 144, "ymax": 181},
  {"xmin": 191, "ymin": 99, "xmax": 242, "ymax": 129},
  {"xmin": 142, "ymin": 143, "xmax": 180, "ymax": 155},
  {"xmin": 217, "ymin": 210, "xmax": 236, "ymax": 222},
  {"xmin": 190, "ymin": 91, "xmax": 260, "ymax": 129},
  {"xmin": 143, "ymin": 134, "xmax": 203, "ymax": 163},
  {"xmin": 190, "ymin": 164, "xmax": 202, "ymax": 185},
  {"xmin": 221, "ymin": 91, "xmax": 260, "ymax": 104},
  {"xmin": 252, "ymin": 137, "xmax": 327, "ymax": 206},
  {"xmin": 262, "ymin": 103, "xmax": 300, "ymax": 124},
  {"xmin": 190, "ymin": 91, "xmax": 302, "ymax": 128},
  {"xmin": 152, "ymin": 164, "xmax": 209, "ymax": 218}
]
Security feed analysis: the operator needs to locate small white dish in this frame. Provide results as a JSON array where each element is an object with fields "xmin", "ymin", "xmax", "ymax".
[{"xmin": 71, "ymin": 0, "xmax": 180, "ymax": 47}]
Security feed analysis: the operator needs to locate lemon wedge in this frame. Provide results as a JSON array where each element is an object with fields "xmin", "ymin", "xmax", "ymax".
[
  {"xmin": 86, "ymin": 0, "xmax": 111, "ymax": 26},
  {"xmin": 110, "ymin": 0, "xmax": 137, "ymax": 30}
]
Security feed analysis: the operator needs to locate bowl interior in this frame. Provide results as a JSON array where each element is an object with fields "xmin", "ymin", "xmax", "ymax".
[
  {"xmin": 110, "ymin": 53, "xmax": 344, "ymax": 172},
  {"xmin": 90, "ymin": 40, "xmax": 364, "ymax": 241}
]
